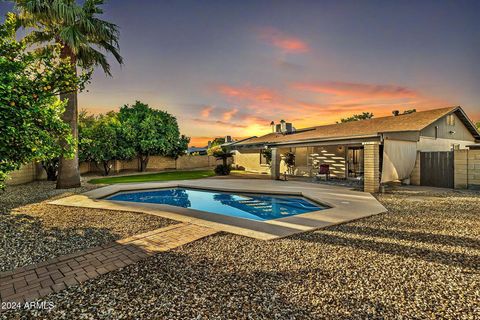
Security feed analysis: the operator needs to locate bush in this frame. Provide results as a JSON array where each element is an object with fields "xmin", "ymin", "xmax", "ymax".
[{"xmin": 214, "ymin": 164, "xmax": 231, "ymax": 175}]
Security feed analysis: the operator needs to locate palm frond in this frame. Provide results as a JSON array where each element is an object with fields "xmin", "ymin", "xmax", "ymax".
[
  {"xmin": 58, "ymin": 25, "xmax": 87, "ymax": 53},
  {"xmin": 15, "ymin": 0, "xmax": 123, "ymax": 76},
  {"xmin": 77, "ymin": 44, "xmax": 111, "ymax": 76},
  {"xmin": 95, "ymin": 39, "xmax": 123, "ymax": 65}
]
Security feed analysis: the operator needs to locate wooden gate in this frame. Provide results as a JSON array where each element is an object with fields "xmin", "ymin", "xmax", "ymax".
[{"xmin": 420, "ymin": 151, "xmax": 454, "ymax": 188}]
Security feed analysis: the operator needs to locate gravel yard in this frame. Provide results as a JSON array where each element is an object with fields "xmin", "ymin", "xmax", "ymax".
[
  {"xmin": 3, "ymin": 188, "xmax": 479, "ymax": 319},
  {"xmin": 0, "ymin": 180, "xmax": 175, "ymax": 272}
]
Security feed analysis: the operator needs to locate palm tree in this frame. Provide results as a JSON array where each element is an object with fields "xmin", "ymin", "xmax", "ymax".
[{"xmin": 14, "ymin": 0, "xmax": 123, "ymax": 188}]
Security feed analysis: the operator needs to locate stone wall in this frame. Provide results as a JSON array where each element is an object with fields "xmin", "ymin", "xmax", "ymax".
[
  {"xmin": 454, "ymin": 149, "xmax": 480, "ymax": 189},
  {"xmin": 101, "ymin": 155, "xmax": 221, "ymax": 173},
  {"xmin": 5, "ymin": 163, "xmax": 40, "ymax": 186},
  {"xmin": 6, "ymin": 155, "xmax": 222, "ymax": 186}
]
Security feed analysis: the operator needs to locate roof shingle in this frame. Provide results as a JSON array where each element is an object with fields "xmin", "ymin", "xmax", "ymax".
[{"xmin": 236, "ymin": 106, "xmax": 469, "ymax": 146}]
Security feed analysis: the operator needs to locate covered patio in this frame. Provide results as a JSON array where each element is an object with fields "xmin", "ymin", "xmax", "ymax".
[{"xmin": 234, "ymin": 135, "xmax": 382, "ymax": 193}]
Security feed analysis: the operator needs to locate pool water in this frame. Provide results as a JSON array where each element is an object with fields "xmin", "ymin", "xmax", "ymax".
[{"xmin": 106, "ymin": 188, "xmax": 327, "ymax": 221}]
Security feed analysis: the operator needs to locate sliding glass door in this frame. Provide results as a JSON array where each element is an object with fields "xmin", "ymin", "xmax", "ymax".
[{"xmin": 347, "ymin": 147, "xmax": 364, "ymax": 178}]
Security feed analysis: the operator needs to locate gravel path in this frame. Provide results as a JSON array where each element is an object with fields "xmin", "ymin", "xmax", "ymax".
[
  {"xmin": 3, "ymin": 188, "xmax": 478, "ymax": 319},
  {"xmin": 0, "ymin": 180, "xmax": 175, "ymax": 272}
]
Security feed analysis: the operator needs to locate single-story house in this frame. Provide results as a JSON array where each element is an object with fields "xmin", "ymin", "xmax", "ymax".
[
  {"xmin": 187, "ymin": 147, "xmax": 208, "ymax": 155},
  {"xmin": 229, "ymin": 106, "xmax": 480, "ymax": 192}
]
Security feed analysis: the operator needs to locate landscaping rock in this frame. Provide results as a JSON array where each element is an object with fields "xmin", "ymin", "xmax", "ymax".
[
  {"xmin": 3, "ymin": 188, "xmax": 478, "ymax": 319},
  {"xmin": 0, "ymin": 180, "xmax": 175, "ymax": 272}
]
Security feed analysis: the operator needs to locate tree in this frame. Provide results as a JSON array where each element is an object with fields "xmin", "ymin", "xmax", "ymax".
[
  {"xmin": 14, "ymin": 0, "xmax": 123, "ymax": 188},
  {"xmin": 0, "ymin": 13, "xmax": 85, "ymax": 189},
  {"xmin": 208, "ymin": 145, "xmax": 233, "ymax": 175},
  {"xmin": 79, "ymin": 111, "xmax": 135, "ymax": 176},
  {"xmin": 338, "ymin": 112, "xmax": 374, "ymax": 123},
  {"xmin": 282, "ymin": 151, "xmax": 295, "ymax": 175},
  {"xmin": 402, "ymin": 109, "xmax": 416, "ymax": 114},
  {"xmin": 119, "ymin": 101, "xmax": 190, "ymax": 172},
  {"xmin": 41, "ymin": 158, "xmax": 60, "ymax": 181},
  {"xmin": 476, "ymin": 121, "xmax": 480, "ymax": 131},
  {"xmin": 209, "ymin": 137, "xmax": 225, "ymax": 148}
]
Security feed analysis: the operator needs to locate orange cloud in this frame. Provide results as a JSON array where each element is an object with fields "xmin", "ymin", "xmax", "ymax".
[
  {"xmin": 200, "ymin": 105, "xmax": 214, "ymax": 117},
  {"xmin": 293, "ymin": 81, "xmax": 419, "ymax": 99},
  {"xmin": 222, "ymin": 108, "xmax": 238, "ymax": 121},
  {"xmin": 258, "ymin": 27, "xmax": 310, "ymax": 53},
  {"xmin": 192, "ymin": 118, "xmax": 249, "ymax": 128},
  {"xmin": 210, "ymin": 81, "xmax": 451, "ymax": 136},
  {"xmin": 218, "ymin": 85, "xmax": 276, "ymax": 102}
]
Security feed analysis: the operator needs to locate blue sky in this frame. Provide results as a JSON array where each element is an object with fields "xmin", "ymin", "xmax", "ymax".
[{"xmin": 1, "ymin": 0, "xmax": 479, "ymax": 146}]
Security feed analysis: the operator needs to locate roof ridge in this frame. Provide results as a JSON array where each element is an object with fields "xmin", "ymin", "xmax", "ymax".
[{"xmin": 310, "ymin": 106, "xmax": 457, "ymax": 130}]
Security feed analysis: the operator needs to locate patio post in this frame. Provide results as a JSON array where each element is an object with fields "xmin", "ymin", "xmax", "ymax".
[
  {"xmin": 270, "ymin": 147, "xmax": 281, "ymax": 180},
  {"xmin": 362, "ymin": 141, "xmax": 380, "ymax": 193}
]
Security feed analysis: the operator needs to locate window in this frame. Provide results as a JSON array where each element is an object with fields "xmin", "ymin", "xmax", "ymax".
[
  {"xmin": 434, "ymin": 126, "xmax": 438, "ymax": 139},
  {"xmin": 260, "ymin": 149, "xmax": 271, "ymax": 165},
  {"xmin": 446, "ymin": 114, "xmax": 455, "ymax": 126}
]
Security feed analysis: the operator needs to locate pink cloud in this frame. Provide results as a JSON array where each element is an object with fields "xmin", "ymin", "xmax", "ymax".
[
  {"xmin": 258, "ymin": 27, "xmax": 310, "ymax": 53},
  {"xmin": 200, "ymin": 105, "xmax": 214, "ymax": 117},
  {"xmin": 293, "ymin": 81, "xmax": 419, "ymax": 99},
  {"xmin": 211, "ymin": 81, "xmax": 450, "ymax": 134}
]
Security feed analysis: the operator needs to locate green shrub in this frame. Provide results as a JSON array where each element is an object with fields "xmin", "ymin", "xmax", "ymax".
[{"xmin": 214, "ymin": 164, "xmax": 231, "ymax": 175}]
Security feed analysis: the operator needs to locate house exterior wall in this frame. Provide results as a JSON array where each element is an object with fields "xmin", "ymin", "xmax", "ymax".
[
  {"xmin": 421, "ymin": 113, "xmax": 475, "ymax": 141},
  {"xmin": 383, "ymin": 131, "xmax": 420, "ymax": 141},
  {"xmin": 416, "ymin": 137, "xmax": 475, "ymax": 151},
  {"xmin": 233, "ymin": 146, "xmax": 347, "ymax": 177},
  {"xmin": 409, "ymin": 152, "xmax": 421, "ymax": 185},
  {"xmin": 233, "ymin": 149, "xmax": 270, "ymax": 174},
  {"xmin": 454, "ymin": 149, "xmax": 480, "ymax": 189},
  {"xmin": 415, "ymin": 113, "xmax": 476, "ymax": 152},
  {"xmin": 363, "ymin": 142, "xmax": 380, "ymax": 193}
]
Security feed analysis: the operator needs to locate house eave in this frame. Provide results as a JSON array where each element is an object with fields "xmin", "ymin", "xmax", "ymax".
[{"xmin": 232, "ymin": 134, "xmax": 381, "ymax": 150}]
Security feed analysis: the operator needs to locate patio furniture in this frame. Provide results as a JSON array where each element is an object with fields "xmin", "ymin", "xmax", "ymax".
[{"xmin": 316, "ymin": 164, "xmax": 330, "ymax": 181}]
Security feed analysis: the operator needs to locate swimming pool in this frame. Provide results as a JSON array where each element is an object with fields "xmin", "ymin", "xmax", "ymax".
[{"xmin": 106, "ymin": 187, "xmax": 327, "ymax": 221}]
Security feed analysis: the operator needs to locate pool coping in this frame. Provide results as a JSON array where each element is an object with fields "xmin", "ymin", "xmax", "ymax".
[{"xmin": 48, "ymin": 179, "xmax": 387, "ymax": 240}]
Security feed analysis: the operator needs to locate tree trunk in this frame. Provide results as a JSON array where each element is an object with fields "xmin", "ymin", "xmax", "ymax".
[
  {"xmin": 42, "ymin": 161, "xmax": 58, "ymax": 181},
  {"xmin": 42, "ymin": 158, "xmax": 59, "ymax": 181},
  {"xmin": 56, "ymin": 46, "xmax": 81, "ymax": 189},
  {"xmin": 139, "ymin": 155, "xmax": 149, "ymax": 172},
  {"xmin": 103, "ymin": 161, "xmax": 111, "ymax": 176}
]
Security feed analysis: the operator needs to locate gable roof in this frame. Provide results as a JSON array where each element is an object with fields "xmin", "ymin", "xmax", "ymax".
[{"xmin": 233, "ymin": 106, "xmax": 480, "ymax": 147}]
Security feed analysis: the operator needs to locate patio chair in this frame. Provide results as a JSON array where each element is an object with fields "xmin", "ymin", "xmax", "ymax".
[{"xmin": 316, "ymin": 164, "xmax": 330, "ymax": 181}]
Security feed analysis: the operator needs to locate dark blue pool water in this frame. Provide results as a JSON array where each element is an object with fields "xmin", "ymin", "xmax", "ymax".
[{"xmin": 106, "ymin": 188, "xmax": 327, "ymax": 221}]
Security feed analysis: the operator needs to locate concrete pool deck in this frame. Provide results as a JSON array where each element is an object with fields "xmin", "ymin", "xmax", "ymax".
[{"xmin": 49, "ymin": 179, "xmax": 387, "ymax": 240}]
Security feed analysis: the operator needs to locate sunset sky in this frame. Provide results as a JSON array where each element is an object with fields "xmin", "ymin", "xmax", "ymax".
[{"xmin": 1, "ymin": 0, "xmax": 479, "ymax": 147}]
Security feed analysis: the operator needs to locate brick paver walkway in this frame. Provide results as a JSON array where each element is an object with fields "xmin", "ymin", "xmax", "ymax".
[{"xmin": 0, "ymin": 223, "xmax": 216, "ymax": 305}]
